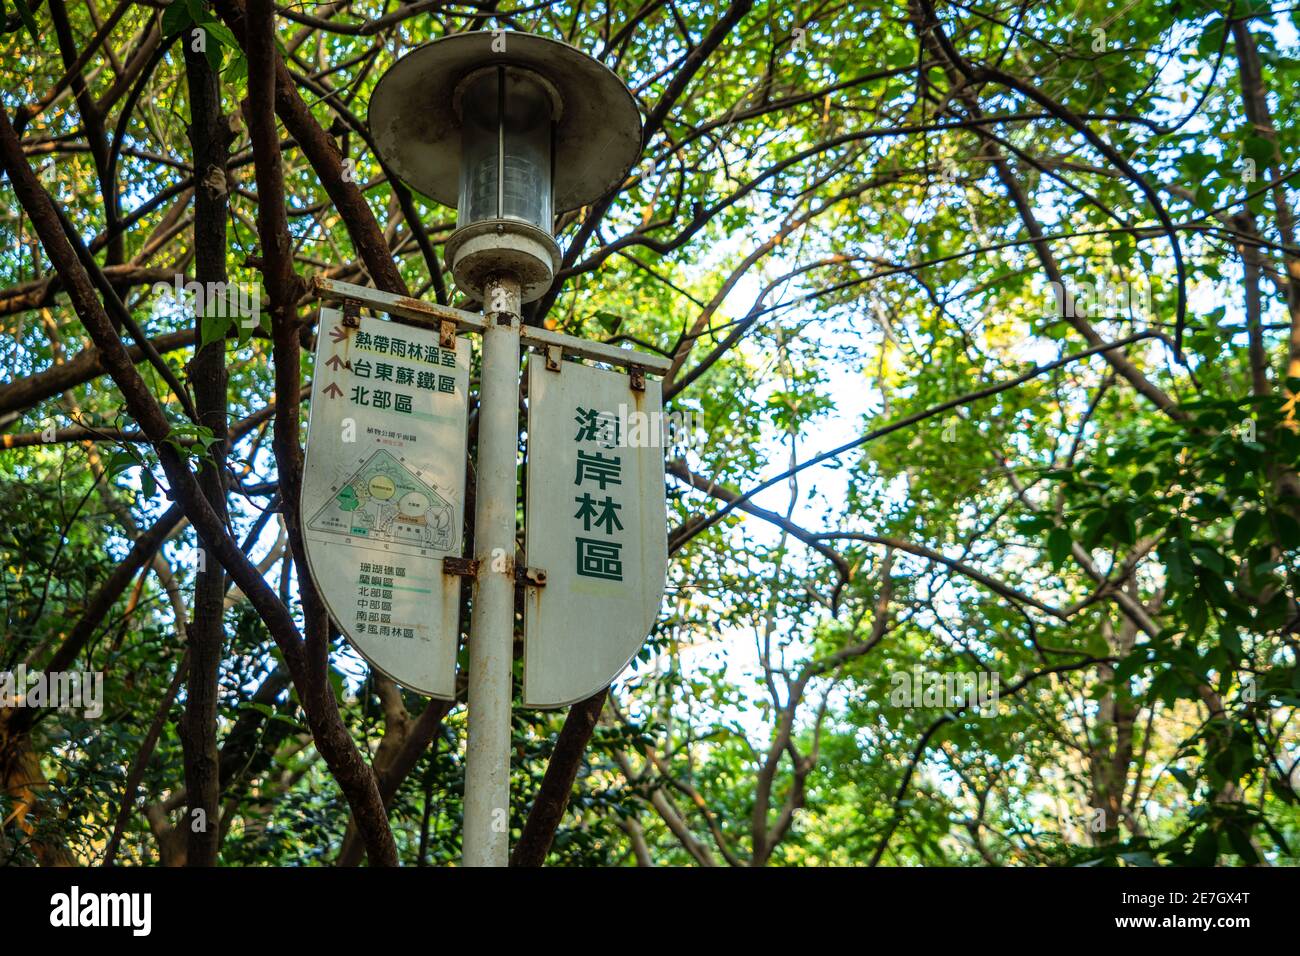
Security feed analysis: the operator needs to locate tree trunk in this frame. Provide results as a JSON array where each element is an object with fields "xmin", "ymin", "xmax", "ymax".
[{"xmin": 181, "ymin": 40, "xmax": 232, "ymax": 868}]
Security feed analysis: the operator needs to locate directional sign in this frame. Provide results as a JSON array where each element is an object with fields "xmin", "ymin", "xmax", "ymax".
[
  {"xmin": 522, "ymin": 358, "xmax": 668, "ymax": 707},
  {"xmin": 301, "ymin": 306, "xmax": 469, "ymax": 699}
]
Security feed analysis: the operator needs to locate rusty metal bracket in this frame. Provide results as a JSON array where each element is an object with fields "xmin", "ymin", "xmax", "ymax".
[
  {"xmin": 545, "ymin": 345, "xmax": 562, "ymax": 372},
  {"xmin": 516, "ymin": 566, "xmax": 548, "ymax": 587},
  {"xmin": 439, "ymin": 319, "xmax": 456, "ymax": 350},
  {"xmin": 342, "ymin": 298, "xmax": 361, "ymax": 328},
  {"xmin": 442, "ymin": 556, "xmax": 479, "ymax": 577},
  {"xmin": 310, "ymin": 276, "xmax": 671, "ymax": 374},
  {"xmin": 629, "ymin": 365, "xmax": 645, "ymax": 392}
]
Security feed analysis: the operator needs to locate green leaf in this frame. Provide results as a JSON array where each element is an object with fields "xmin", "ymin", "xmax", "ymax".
[
  {"xmin": 1225, "ymin": 825, "xmax": 1260, "ymax": 865},
  {"xmin": 1191, "ymin": 542, "xmax": 1227, "ymax": 576},
  {"xmin": 201, "ymin": 308, "xmax": 235, "ymax": 349},
  {"xmin": 224, "ymin": 51, "xmax": 248, "ymax": 87},
  {"xmin": 201, "ymin": 19, "xmax": 239, "ymax": 49},
  {"xmin": 1016, "ymin": 515, "xmax": 1050, "ymax": 534},
  {"xmin": 1164, "ymin": 540, "xmax": 1193, "ymax": 587},
  {"xmin": 1233, "ymin": 510, "xmax": 1264, "ymax": 551},
  {"xmin": 161, "ymin": 0, "xmax": 194, "ymax": 36},
  {"xmin": 107, "ymin": 450, "xmax": 137, "ymax": 478},
  {"xmin": 1111, "ymin": 506, "xmax": 1137, "ymax": 546},
  {"xmin": 1256, "ymin": 590, "xmax": 1290, "ymax": 630},
  {"xmin": 1047, "ymin": 527, "xmax": 1072, "ymax": 568},
  {"xmin": 328, "ymin": 666, "xmax": 346, "ymax": 703},
  {"xmin": 1272, "ymin": 510, "xmax": 1300, "ymax": 544},
  {"xmin": 1242, "ymin": 135, "xmax": 1276, "ymax": 167},
  {"xmin": 1113, "ymin": 649, "xmax": 1149, "ymax": 684},
  {"xmin": 1198, "ymin": 567, "xmax": 1234, "ymax": 610},
  {"xmin": 1081, "ymin": 509, "xmax": 1108, "ymax": 547},
  {"xmin": 236, "ymin": 307, "xmax": 268, "ymax": 346},
  {"xmin": 203, "ymin": 36, "xmax": 223, "ymax": 70},
  {"xmin": 593, "ymin": 310, "xmax": 622, "ymax": 335},
  {"xmin": 1195, "ymin": 18, "xmax": 1225, "ymax": 59},
  {"xmin": 139, "ymin": 467, "xmax": 157, "ymax": 501},
  {"xmin": 1260, "ymin": 818, "xmax": 1291, "ymax": 854},
  {"xmin": 1185, "ymin": 590, "xmax": 1208, "ymax": 637},
  {"xmin": 1188, "ymin": 826, "xmax": 1219, "ymax": 865}
]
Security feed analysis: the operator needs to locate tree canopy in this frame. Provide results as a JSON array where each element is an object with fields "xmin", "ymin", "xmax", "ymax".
[{"xmin": 1, "ymin": 0, "xmax": 1299, "ymax": 867}]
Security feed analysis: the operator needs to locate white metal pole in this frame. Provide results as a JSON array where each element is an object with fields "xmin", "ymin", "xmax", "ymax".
[{"xmin": 462, "ymin": 272, "xmax": 522, "ymax": 867}]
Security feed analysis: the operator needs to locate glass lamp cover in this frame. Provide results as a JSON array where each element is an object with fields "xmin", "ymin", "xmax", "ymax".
[{"xmin": 456, "ymin": 67, "xmax": 555, "ymax": 232}]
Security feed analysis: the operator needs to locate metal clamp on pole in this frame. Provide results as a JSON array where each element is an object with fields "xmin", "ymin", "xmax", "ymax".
[
  {"xmin": 442, "ymin": 557, "xmax": 480, "ymax": 577},
  {"xmin": 341, "ymin": 298, "xmax": 361, "ymax": 328},
  {"xmin": 516, "ymin": 566, "xmax": 548, "ymax": 587}
]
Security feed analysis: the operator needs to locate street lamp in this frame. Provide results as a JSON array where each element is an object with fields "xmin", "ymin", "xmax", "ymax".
[
  {"xmin": 368, "ymin": 31, "xmax": 643, "ymax": 867},
  {"xmin": 369, "ymin": 30, "xmax": 642, "ymax": 303}
]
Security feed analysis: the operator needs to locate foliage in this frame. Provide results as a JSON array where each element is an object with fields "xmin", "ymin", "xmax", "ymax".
[{"xmin": 1, "ymin": 0, "xmax": 1298, "ymax": 866}]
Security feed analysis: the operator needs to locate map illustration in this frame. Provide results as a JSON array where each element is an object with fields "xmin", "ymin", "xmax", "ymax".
[{"xmin": 308, "ymin": 448, "xmax": 455, "ymax": 552}]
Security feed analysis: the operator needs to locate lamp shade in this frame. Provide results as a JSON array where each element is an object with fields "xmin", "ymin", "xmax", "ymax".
[{"xmin": 369, "ymin": 31, "xmax": 643, "ymax": 215}]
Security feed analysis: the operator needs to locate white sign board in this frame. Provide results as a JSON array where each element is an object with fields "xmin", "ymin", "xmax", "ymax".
[
  {"xmin": 301, "ymin": 306, "xmax": 468, "ymax": 699},
  {"xmin": 522, "ymin": 358, "xmax": 668, "ymax": 707}
]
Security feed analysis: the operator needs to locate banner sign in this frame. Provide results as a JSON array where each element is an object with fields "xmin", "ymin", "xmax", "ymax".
[
  {"xmin": 522, "ymin": 358, "xmax": 667, "ymax": 707},
  {"xmin": 301, "ymin": 306, "xmax": 468, "ymax": 698}
]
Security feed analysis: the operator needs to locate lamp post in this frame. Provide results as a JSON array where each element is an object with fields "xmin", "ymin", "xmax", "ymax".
[{"xmin": 369, "ymin": 31, "xmax": 642, "ymax": 867}]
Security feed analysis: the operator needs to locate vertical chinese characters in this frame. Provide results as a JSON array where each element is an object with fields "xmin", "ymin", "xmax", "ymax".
[{"xmin": 573, "ymin": 407, "xmax": 624, "ymax": 581}]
